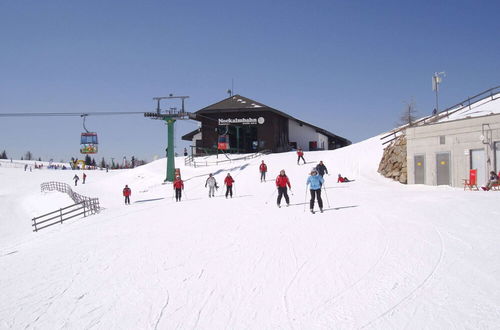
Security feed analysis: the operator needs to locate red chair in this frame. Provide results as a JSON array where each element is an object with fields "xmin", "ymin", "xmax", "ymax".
[
  {"xmin": 491, "ymin": 171, "xmax": 500, "ymax": 191},
  {"xmin": 463, "ymin": 169, "xmax": 478, "ymax": 190}
]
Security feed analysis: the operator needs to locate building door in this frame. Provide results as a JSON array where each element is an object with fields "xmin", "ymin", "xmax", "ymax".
[
  {"xmin": 470, "ymin": 149, "xmax": 486, "ymax": 186},
  {"xmin": 495, "ymin": 142, "xmax": 500, "ymax": 173},
  {"xmin": 414, "ymin": 155, "xmax": 425, "ymax": 184},
  {"xmin": 436, "ymin": 152, "xmax": 450, "ymax": 185}
]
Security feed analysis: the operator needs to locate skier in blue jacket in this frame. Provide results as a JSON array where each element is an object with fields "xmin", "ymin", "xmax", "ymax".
[{"xmin": 306, "ymin": 168, "xmax": 324, "ymax": 213}]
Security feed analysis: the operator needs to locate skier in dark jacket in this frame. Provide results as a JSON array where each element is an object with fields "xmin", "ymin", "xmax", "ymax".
[
  {"xmin": 275, "ymin": 169, "xmax": 291, "ymax": 207},
  {"xmin": 73, "ymin": 174, "xmax": 79, "ymax": 186},
  {"xmin": 316, "ymin": 161, "xmax": 328, "ymax": 177}
]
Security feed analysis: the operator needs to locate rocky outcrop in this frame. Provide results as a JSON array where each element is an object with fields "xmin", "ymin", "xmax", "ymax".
[{"xmin": 378, "ymin": 135, "xmax": 407, "ymax": 184}]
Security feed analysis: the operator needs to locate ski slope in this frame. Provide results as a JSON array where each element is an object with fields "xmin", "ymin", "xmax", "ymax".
[{"xmin": 1, "ymin": 136, "xmax": 500, "ymax": 329}]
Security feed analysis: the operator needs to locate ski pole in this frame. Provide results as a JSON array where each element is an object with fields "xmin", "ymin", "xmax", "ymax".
[
  {"xmin": 264, "ymin": 189, "xmax": 277, "ymax": 204},
  {"xmin": 183, "ymin": 190, "xmax": 188, "ymax": 201},
  {"xmin": 323, "ymin": 185, "xmax": 331, "ymax": 208},
  {"xmin": 303, "ymin": 186, "xmax": 308, "ymax": 212}
]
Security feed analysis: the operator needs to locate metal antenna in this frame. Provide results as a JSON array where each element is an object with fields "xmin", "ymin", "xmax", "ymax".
[{"xmin": 432, "ymin": 72, "xmax": 446, "ymax": 112}]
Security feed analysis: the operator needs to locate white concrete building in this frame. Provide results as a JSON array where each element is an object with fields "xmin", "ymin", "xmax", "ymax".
[{"xmin": 406, "ymin": 88, "xmax": 500, "ymax": 187}]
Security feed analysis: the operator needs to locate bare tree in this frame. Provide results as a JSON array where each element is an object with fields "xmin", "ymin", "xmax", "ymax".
[{"xmin": 398, "ymin": 99, "xmax": 418, "ymax": 127}]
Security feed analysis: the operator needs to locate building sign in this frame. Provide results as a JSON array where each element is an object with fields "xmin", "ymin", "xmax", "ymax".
[{"xmin": 218, "ymin": 117, "xmax": 265, "ymax": 125}]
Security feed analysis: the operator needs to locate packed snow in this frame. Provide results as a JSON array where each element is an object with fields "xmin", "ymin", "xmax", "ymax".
[
  {"xmin": 1, "ymin": 135, "xmax": 500, "ymax": 329},
  {"xmin": 437, "ymin": 91, "xmax": 500, "ymax": 123}
]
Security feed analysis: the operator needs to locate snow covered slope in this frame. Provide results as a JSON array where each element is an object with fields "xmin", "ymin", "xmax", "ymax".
[{"xmin": 1, "ymin": 136, "xmax": 499, "ymax": 329}]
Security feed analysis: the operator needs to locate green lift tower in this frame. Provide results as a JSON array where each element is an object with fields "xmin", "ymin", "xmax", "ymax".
[{"xmin": 144, "ymin": 95, "xmax": 190, "ymax": 182}]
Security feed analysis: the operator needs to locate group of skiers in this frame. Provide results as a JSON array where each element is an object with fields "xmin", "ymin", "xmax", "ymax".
[
  {"xmin": 118, "ymin": 148, "xmax": 352, "ymax": 212},
  {"xmin": 72, "ymin": 172, "xmax": 87, "ymax": 186}
]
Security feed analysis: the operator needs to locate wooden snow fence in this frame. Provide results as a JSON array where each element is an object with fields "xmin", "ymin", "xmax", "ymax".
[{"xmin": 32, "ymin": 181, "xmax": 100, "ymax": 232}]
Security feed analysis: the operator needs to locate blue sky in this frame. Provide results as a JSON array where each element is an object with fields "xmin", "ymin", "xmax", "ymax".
[{"xmin": 1, "ymin": 0, "xmax": 499, "ymax": 162}]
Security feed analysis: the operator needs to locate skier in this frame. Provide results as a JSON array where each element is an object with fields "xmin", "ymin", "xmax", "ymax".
[
  {"xmin": 316, "ymin": 161, "xmax": 328, "ymax": 177},
  {"xmin": 83, "ymin": 172, "xmax": 87, "ymax": 184},
  {"xmin": 24, "ymin": 164, "xmax": 28, "ymax": 171},
  {"xmin": 276, "ymin": 169, "xmax": 291, "ymax": 207},
  {"xmin": 259, "ymin": 160, "xmax": 268, "ymax": 182},
  {"xmin": 297, "ymin": 148, "xmax": 306, "ymax": 165},
  {"xmin": 337, "ymin": 174, "xmax": 351, "ymax": 183},
  {"xmin": 123, "ymin": 185, "xmax": 131, "ymax": 205},
  {"xmin": 307, "ymin": 168, "xmax": 324, "ymax": 213},
  {"xmin": 73, "ymin": 174, "xmax": 79, "ymax": 186},
  {"xmin": 224, "ymin": 173, "xmax": 235, "ymax": 198},
  {"xmin": 173, "ymin": 175, "xmax": 184, "ymax": 201},
  {"xmin": 205, "ymin": 173, "xmax": 218, "ymax": 197}
]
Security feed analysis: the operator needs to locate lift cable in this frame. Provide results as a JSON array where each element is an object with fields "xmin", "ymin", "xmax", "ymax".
[{"xmin": 0, "ymin": 111, "xmax": 148, "ymax": 117}]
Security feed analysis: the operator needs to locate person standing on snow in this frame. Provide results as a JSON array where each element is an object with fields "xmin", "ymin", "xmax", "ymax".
[
  {"xmin": 205, "ymin": 173, "xmax": 218, "ymax": 197},
  {"xmin": 123, "ymin": 185, "xmax": 131, "ymax": 205},
  {"xmin": 316, "ymin": 161, "xmax": 328, "ymax": 177},
  {"xmin": 297, "ymin": 148, "xmax": 306, "ymax": 165},
  {"xmin": 73, "ymin": 174, "xmax": 79, "ymax": 186},
  {"xmin": 82, "ymin": 172, "xmax": 87, "ymax": 184},
  {"xmin": 307, "ymin": 168, "xmax": 324, "ymax": 213},
  {"xmin": 276, "ymin": 169, "xmax": 291, "ymax": 207},
  {"xmin": 173, "ymin": 175, "xmax": 184, "ymax": 202},
  {"xmin": 259, "ymin": 160, "xmax": 268, "ymax": 182},
  {"xmin": 224, "ymin": 173, "xmax": 235, "ymax": 198}
]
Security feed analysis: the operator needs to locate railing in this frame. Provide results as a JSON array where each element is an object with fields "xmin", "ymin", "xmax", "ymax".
[
  {"xmin": 186, "ymin": 150, "xmax": 271, "ymax": 167},
  {"xmin": 32, "ymin": 181, "xmax": 101, "ymax": 232},
  {"xmin": 40, "ymin": 181, "xmax": 98, "ymax": 204},
  {"xmin": 381, "ymin": 85, "xmax": 500, "ymax": 145},
  {"xmin": 184, "ymin": 155, "xmax": 193, "ymax": 166},
  {"xmin": 32, "ymin": 199, "xmax": 100, "ymax": 232}
]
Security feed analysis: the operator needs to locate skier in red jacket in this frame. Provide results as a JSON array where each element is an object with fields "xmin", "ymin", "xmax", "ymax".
[
  {"xmin": 123, "ymin": 185, "xmax": 131, "ymax": 205},
  {"xmin": 259, "ymin": 160, "xmax": 268, "ymax": 182},
  {"xmin": 297, "ymin": 148, "xmax": 306, "ymax": 165},
  {"xmin": 275, "ymin": 169, "xmax": 291, "ymax": 207},
  {"xmin": 173, "ymin": 176, "xmax": 184, "ymax": 202},
  {"xmin": 224, "ymin": 173, "xmax": 235, "ymax": 198}
]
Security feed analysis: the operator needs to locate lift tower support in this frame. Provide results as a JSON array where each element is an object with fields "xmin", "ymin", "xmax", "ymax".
[{"xmin": 145, "ymin": 95, "xmax": 190, "ymax": 182}]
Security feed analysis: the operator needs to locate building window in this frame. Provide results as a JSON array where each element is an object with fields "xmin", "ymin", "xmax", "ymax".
[{"xmin": 439, "ymin": 136, "xmax": 446, "ymax": 145}]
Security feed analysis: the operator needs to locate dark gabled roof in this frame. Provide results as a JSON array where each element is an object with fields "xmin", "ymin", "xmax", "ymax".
[
  {"xmin": 198, "ymin": 95, "xmax": 268, "ymax": 112},
  {"xmin": 181, "ymin": 128, "xmax": 201, "ymax": 141},
  {"xmin": 195, "ymin": 94, "xmax": 351, "ymax": 144}
]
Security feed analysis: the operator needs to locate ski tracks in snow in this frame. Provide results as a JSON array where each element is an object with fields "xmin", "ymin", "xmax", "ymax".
[
  {"xmin": 283, "ymin": 260, "xmax": 308, "ymax": 330},
  {"xmin": 360, "ymin": 222, "xmax": 445, "ymax": 328},
  {"xmin": 307, "ymin": 215, "xmax": 391, "ymax": 317}
]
